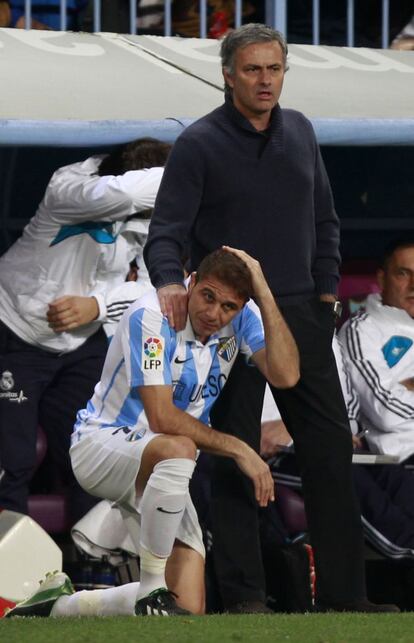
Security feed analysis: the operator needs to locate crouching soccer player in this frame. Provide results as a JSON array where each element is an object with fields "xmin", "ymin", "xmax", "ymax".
[{"xmin": 7, "ymin": 247, "xmax": 299, "ymax": 617}]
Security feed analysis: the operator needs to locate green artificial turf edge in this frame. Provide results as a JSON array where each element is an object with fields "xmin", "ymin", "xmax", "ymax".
[{"xmin": 2, "ymin": 613, "xmax": 414, "ymax": 643}]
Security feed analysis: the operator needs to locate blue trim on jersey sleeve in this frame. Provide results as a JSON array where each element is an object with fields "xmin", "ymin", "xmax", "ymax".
[
  {"xmin": 160, "ymin": 317, "xmax": 173, "ymax": 385},
  {"xmin": 129, "ymin": 308, "xmax": 146, "ymax": 387},
  {"xmin": 235, "ymin": 305, "xmax": 265, "ymax": 356},
  {"xmin": 167, "ymin": 328, "xmax": 177, "ymax": 362}
]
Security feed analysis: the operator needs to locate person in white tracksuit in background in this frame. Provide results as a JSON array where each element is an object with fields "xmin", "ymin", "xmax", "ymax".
[
  {"xmin": 0, "ymin": 138, "xmax": 171, "ymax": 522},
  {"xmin": 339, "ymin": 237, "xmax": 414, "ymax": 463}
]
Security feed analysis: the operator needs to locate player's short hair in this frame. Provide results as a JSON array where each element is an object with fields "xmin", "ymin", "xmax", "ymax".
[
  {"xmin": 381, "ymin": 235, "xmax": 414, "ymax": 270},
  {"xmin": 196, "ymin": 249, "xmax": 253, "ymax": 302},
  {"xmin": 98, "ymin": 138, "xmax": 171, "ymax": 176},
  {"xmin": 221, "ymin": 23, "xmax": 288, "ymax": 95}
]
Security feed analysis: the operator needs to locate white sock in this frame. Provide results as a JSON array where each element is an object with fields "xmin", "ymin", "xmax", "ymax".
[
  {"xmin": 137, "ymin": 458, "xmax": 195, "ymax": 599},
  {"xmin": 51, "ymin": 582, "xmax": 141, "ymax": 617}
]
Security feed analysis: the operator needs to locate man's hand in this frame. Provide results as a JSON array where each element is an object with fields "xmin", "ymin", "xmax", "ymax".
[
  {"xmin": 352, "ymin": 435, "xmax": 364, "ymax": 450},
  {"xmin": 234, "ymin": 445, "xmax": 275, "ymax": 507},
  {"xmin": 222, "ymin": 246, "xmax": 271, "ymax": 301},
  {"xmin": 15, "ymin": 16, "xmax": 52, "ymax": 29},
  {"xmin": 47, "ymin": 296, "xmax": 99, "ymax": 332},
  {"xmin": 391, "ymin": 36, "xmax": 414, "ymax": 51},
  {"xmin": 260, "ymin": 420, "xmax": 292, "ymax": 459},
  {"xmin": 157, "ymin": 284, "xmax": 188, "ymax": 331}
]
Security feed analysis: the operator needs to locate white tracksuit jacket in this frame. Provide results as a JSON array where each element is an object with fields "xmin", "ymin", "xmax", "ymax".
[
  {"xmin": 0, "ymin": 156, "xmax": 163, "ymax": 353},
  {"xmin": 339, "ymin": 293, "xmax": 414, "ymax": 462}
]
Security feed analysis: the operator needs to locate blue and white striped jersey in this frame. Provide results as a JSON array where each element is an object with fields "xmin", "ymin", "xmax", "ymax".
[{"xmin": 73, "ymin": 288, "xmax": 265, "ymax": 442}]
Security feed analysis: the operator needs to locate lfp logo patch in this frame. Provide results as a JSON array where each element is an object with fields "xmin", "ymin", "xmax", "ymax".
[
  {"xmin": 143, "ymin": 336, "xmax": 164, "ymax": 370},
  {"xmin": 144, "ymin": 337, "xmax": 162, "ymax": 358}
]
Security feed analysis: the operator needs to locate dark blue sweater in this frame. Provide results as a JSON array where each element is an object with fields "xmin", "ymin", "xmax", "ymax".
[{"xmin": 145, "ymin": 98, "xmax": 340, "ymax": 303}]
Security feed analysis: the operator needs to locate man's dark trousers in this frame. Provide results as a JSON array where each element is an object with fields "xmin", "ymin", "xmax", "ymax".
[
  {"xmin": 0, "ymin": 322, "xmax": 107, "ymax": 523},
  {"xmin": 209, "ymin": 297, "xmax": 366, "ymax": 607}
]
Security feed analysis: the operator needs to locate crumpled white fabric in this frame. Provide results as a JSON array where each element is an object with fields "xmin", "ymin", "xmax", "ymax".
[{"xmin": 71, "ymin": 500, "xmax": 138, "ymax": 565}]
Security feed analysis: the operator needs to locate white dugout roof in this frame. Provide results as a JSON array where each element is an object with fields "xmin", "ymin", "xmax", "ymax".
[{"xmin": 1, "ymin": 28, "xmax": 414, "ymax": 146}]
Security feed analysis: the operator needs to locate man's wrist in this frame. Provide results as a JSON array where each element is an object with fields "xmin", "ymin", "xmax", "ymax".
[
  {"xmin": 93, "ymin": 293, "xmax": 107, "ymax": 321},
  {"xmin": 157, "ymin": 282, "xmax": 186, "ymax": 292},
  {"xmin": 223, "ymin": 434, "xmax": 248, "ymax": 460},
  {"xmin": 153, "ymin": 269, "xmax": 185, "ymax": 290},
  {"xmin": 319, "ymin": 293, "xmax": 337, "ymax": 303},
  {"xmin": 254, "ymin": 285, "xmax": 274, "ymax": 305}
]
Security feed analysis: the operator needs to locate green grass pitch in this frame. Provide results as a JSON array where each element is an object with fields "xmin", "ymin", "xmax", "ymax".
[{"xmin": 2, "ymin": 613, "xmax": 414, "ymax": 643}]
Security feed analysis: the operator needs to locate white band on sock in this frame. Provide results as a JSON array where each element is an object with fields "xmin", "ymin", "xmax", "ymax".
[
  {"xmin": 140, "ymin": 458, "xmax": 195, "ymax": 559},
  {"xmin": 147, "ymin": 458, "xmax": 196, "ymax": 495}
]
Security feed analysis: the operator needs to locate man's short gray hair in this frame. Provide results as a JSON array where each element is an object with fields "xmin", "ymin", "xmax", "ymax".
[{"xmin": 220, "ymin": 23, "xmax": 288, "ymax": 77}]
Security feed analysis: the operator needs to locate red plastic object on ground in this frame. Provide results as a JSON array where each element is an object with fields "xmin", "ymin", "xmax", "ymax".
[{"xmin": 0, "ymin": 596, "xmax": 16, "ymax": 618}]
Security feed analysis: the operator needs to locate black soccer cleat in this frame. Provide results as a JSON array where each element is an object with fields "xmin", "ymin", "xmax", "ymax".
[
  {"xmin": 226, "ymin": 600, "xmax": 274, "ymax": 614},
  {"xmin": 135, "ymin": 588, "xmax": 191, "ymax": 616},
  {"xmin": 315, "ymin": 599, "xmax": 400, "ymax": 613}
]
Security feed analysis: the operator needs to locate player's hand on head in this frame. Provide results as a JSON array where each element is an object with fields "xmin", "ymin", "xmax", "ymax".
[
  {"xmin": 157, "ymin": 284, "xmax": 188, "ymax": 331},
  {"xmin": 222, "ymin": 246, "xmax": 270, "ymax": 301}
]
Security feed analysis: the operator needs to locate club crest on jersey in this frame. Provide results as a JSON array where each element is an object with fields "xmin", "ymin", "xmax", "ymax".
[
  {"xmin": 382, "ymin": 336, "xmax": 412, "ymax": 368},
  {"xmin": 217, "ymin": 336, "xmax": 237, "ymax": 363},
  {"xmin": 143, "ymin": 336, "xmax": 164, "ymax": 370}
]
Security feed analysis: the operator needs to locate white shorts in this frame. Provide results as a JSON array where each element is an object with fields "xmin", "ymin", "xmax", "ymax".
[{"xmin": 70, "ymin": 428, "xmax": 205, "ymax": 559}]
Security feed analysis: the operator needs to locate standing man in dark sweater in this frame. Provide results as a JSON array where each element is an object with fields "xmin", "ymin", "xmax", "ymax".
[{"xmin": 144, "ymin": 24, "xmax": 397, "ymax": 613}]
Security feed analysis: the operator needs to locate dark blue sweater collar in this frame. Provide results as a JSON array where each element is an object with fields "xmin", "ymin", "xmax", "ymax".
[{"xmin": 223, "ymin": 95, "xmax": 284, "ymax": 151}]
